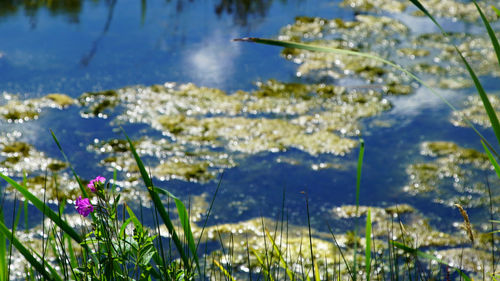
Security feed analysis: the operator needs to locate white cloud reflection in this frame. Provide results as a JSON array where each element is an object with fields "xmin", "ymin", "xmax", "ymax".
[{"xmin": 184, "ymin": 29, "xmax": 241, "ymax": 88}]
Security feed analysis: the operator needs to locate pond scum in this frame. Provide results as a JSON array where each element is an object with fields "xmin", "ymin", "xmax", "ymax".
[{"xmin": 1, "ymin": 0, "xmax": 500, "ymax": 280}]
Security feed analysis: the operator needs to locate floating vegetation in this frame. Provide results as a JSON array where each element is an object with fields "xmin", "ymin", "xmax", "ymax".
[
  {"xmin": 89, "ymin": 137, "xmax": 235, "ymax": 183},
  {"xmin": 404, "ymin": 141, "xmax": 497, "ymax": 209},
  {"xmin": 0, "ymin": 138, "xmax": 67, "ymax": 178},
  {"xmin": 0, "ymin": 92, "xmax": 75, "ymax": 122},
  {"xmin": 341, "ymin": 0, "xmax": 500, "ymax": 22},
  {"xmin": 341, "ymin": 0, "xmax": 407, "ymax": 13},
  {"xmin": 80, "ymin": 81, "xmax": 393, "ymax": 159},
  {"xmin": 278, "ymin": 15, "xmax": 499, "ymax": 91},
  {"xmin": 330, "ymin": 204, "xmax": 464, "ymax": 247},
  {"xmin": 78, "ymin": 89, "xmax": 119, "ymax": 118},
  {"xmin": 451, "ymin": 94, "xmax": 500, "ymax": 128}
]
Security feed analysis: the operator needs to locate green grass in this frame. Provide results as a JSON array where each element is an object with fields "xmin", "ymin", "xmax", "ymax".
[{"xmin": 1, "ymin": 1, "xmax": 500, "ymax": 280}]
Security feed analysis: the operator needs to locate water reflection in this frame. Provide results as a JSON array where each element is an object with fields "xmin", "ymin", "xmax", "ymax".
[
  {"xmin": 185, "ymin": 29, "xmax": 241, "ymax": 88},
  {"xmin": 215, "ymin": 0, "xmax": 275, "ymax": 26},
  {"xmin": 0, "ymin": 0, "xmax": 284, "ymax": 26},
  {"xmin": 0, "ymin": 0, "xmax": 87, "ymax": 26},
  {"xmin": 80, "ymin": 0, "xmax": 117, "ymax": 66}
]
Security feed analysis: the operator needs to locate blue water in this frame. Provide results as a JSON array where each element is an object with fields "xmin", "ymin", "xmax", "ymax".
[{"xmin": 0, "ymin": 0, "xmax": 497, "ymax": 236}]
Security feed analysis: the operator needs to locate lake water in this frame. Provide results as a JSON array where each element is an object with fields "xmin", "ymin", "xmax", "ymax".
[{"xmin": 1, "ymin": 0, "xmax": 499, "ymax": 277}]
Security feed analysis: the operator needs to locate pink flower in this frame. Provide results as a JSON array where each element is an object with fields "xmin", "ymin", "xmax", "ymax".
[
  {"xmin": 75, "ymin": 196, "xmax": 94, "ymax": 217},
  {"xmin": 87, "ymin": 176, "xmax": 106, "ymax": 192}
]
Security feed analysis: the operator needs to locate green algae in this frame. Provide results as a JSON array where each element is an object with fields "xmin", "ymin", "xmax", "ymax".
[
  {"xmin": 0, "ymin": 93, "xmax": 75, "ymax": 122},
  {"xmin": 0, "ymin": 139, "xmax": 67, "ymax": 178},
  {"xmin": 89, "ymin": 137, "xmax": 235, "ymax": 183},
  {"xmin": 452, "ymin": 94, "xmax": 500, "ymax": 128},
  {"xmin": 340, "ymin": 0, "xmax": 407, "ymax": 13},
  {"xmin": 397, "ymin": 48, "xmax": 430, "ymax": 58},
  {"xmin": 278, "ymin": 14, "xmax": 500, "ymax": 91},
  {"xmin": 45, "ymin": 93, "xmax": 75, "ymax": 107},
  {"xmin": 340, "ymin": 0, "xmax": 499, "ymax": 23},
  {"xmin": 404, "ymin": 141, "xmax": 497, "ymax": 208},
  {"xmin": 78, "ymin": 89, "xmax": 120, "ymax": 118},
  {"xmin": 78, "ymin": 82, "xmax": 392, "ymax": 159}
]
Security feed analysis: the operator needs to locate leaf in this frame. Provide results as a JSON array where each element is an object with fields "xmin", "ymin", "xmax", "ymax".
[
  {"xmin": 0, "ymin": 220, "xmax": 56, "ymax": 281},
  {"xmin": 0, "ymin": 172, "xmax": 83, "ymax": 246},
  {"xmin": 122, "ymin": 129, "xmax": 193, "ymax": 270},
  {"xmin": 154, "ymin": 187, "xmax": 199, "ymax": 270},
  {"xmin": 482, "ymin": 140, "xmax": 500, "ymax": 179},
  {"xmin": 391, "ymin": 241, "xmax": 472, "ymax": 281},
  {"xmin": 407, "ymin": 0, "xmax": 500, "ymax": 149},
  {"xmin": 213, "ymin": 259, "xmax": 237, "ymax": 281},
  {"xmin": 365, "ymin": 208, "xmax": 372, "ymax": 281},
  {"xmin": 234, "ymin": 38, "xmax": 497, "ymax": 156},
  {"xmin": 265, "ymin": 229, "xmax": 295, "ymax": 281}
]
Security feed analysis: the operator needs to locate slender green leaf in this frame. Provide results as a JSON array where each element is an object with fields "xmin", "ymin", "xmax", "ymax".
[
  {"xmin": 474, "ymin": 1, "xmax": 500, "ymax": 69},
  {"xmin": 0, "ymin": 207, "xmax": 6, "ymax": 281},
  {"xmin": 0, "ymin": 172, "xmax": 83, "ymax": 245},
  {"xmin": 355, "ymin": 139, "xmax": 365, "ymax": 214},
  {"xmin": 250, "ymin": 248, "xmax": 274, "ymax": 281},
  {"xmin": 50, "ymin": 130, "xmax": 89, "ymax": 198},
  {"xmin": 234, "ymin": 38, "xmax": 498, "ymax": 156},
  {"xmin": 0, "ymin": 220, "xmax": 55, "ymax": 281},
  {"xmin": 493, "ymin": 5, "xmax": 500, "ymax": 17},
  {"xmin": 265, "ymin": 229, "xmax": 295, "ymax": 281},
  {"xmin": 122, "ymin": 129, "xmax": 192, "ymax": 269},
  {"xmin": 408, "ymin": 0, "xmax": 500, "ymax": 148},
  {"xmin": 391, "ymin": 241, "xmax": 471, "ymax": 281},
  {"xmin": 214, "ymin": 259, "xmax": 237, "ymax": 281},
  {"xmin": 153, "ymin": 187, "xmax": 199, "ymax": 269},
  {"xmin": 365, "ymin": 209, "xmax": 372, "ymax": 281},
  {"xmin": 482, "ymin": 140, "xmax": 500, "ymax": 179},
  {"xmin": 353, "ymin": 139, "xmax": 365, "ymax": 281},
  {"xmin": 313, "ymin": 261, "xmax": 320, "ymax": 281},
  {"xmin": 64, "ymin": 233, "xmax": 78, "ymax": 272}
]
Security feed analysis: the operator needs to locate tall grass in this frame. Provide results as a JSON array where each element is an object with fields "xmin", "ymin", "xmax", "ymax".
[{"xmin": 1, "ymin": 0, "xmax": 500, "ymax": 280}]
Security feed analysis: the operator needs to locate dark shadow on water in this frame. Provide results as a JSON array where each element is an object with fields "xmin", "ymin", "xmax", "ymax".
[
  {"xmin": 0, "ymin": 0, "xmax": 293, "ymax": 27},
  {"xmin": 80, "ymin": 0, "xmax": 117, "ymax": 66}
]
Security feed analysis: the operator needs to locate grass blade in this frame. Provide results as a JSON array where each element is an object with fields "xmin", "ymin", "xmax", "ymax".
[
  {"xmin": 365, "ymin": 209, "xmax": 372, "ymax": 281},
  {"xmin": 214, "ymin": 259, "xmax": 237, "ymax": 281},
  {"xmin": 154, "ymin": 187, "xmax": 199, "ymax": 270},
  {"xmin": 0, "ymin": 220, "xmax": 55, "ymax": 281},
  {"xmin": 353, "ymin": 139, "xmax": 365, "ymax": 281},
  {"xmin": 0, "ymin": 172, "xmax": 83, "ymax": 245},
  {"xmin": 408, "ymin": 0, "xmax": 500, "ymax": 148},
  {"xmin": 0, "ymin": 206, "xmax": 6, "ymax": 281},
  {"xmin": 474, "ymin": 1, "xmax": 500, "ymax": 69},
  {"xmin": 265, "ymin": 229, "xmax": 295, "ymax": 281},
  {"xmin": 122, "ymin": 129, "xmax": 192, "ymax": 269},
  {"xmin": 391, "ymin": 241, "xmax": 471, "ymax": 281},
  {"xmin": 233, "ymin": 38, "xmax": 498, "ymax": 156},
  {"xmin": 482, "ymin": 140, "xmax": 500, "ymax": 179},
  {"xmin": 50, "ymin": 130, "xmax": 89, "ymax": 198},
  {"xmin": 493, "ymin": 6, "xmax": 500, "ymax": 17}
]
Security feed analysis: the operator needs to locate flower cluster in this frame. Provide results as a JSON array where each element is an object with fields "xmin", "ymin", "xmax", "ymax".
[
  {"xmin": 75, "ymin": 196, "xmax": 94, "ymax": 217},
  {"xmin": 87, "ymin": 175, "xmax": 106, "ymax": 192},
  {"xmin": 75, "ymin": 175, "xmax": 106, "ymax": 217}
]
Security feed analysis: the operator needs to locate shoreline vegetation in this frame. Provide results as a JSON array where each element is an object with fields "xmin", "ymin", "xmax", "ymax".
[{"xmin": 1, "ymin": 0, "xmax": 500, "ymax": 280}]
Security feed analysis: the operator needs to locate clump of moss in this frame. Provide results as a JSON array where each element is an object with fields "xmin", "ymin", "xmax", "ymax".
[
  {"xmin": 452, "ymin": 94, "xmax": 500, "ymax": 128},
  {"xmin": 2, "ymin": 142, "xmax": 31, "ymax": 156},
  {"xmin": 0, "ymin": 93, "xmax": 75, "ymax": 122},
  {"xmin": 78, "ymin": 89, "xmax": 120, "ymax": 118},
  {"xmin": 89, "ymin": 137, "xmax": 234, "ymax": 184},
  {"xmin": 397, "ymin": 48, "xmax": 430, "ymax": 58},
  {"xmin": 340, "ymin": 0, "xmax": 407, "ymax": 12},
  {"xmin": 154, "ymin": 160, "xmax": 213, "ymax": 182},
  {"xmin": 404, "ymin": 141, "xmax": 496, "ymax": 208},
  {"xmin": 0, "ymin": 100, "xmax": 39, "ymax": 121},
  {"xmin": 45, "ymin": 93, "xmax": 75, "ymax": 108}
]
